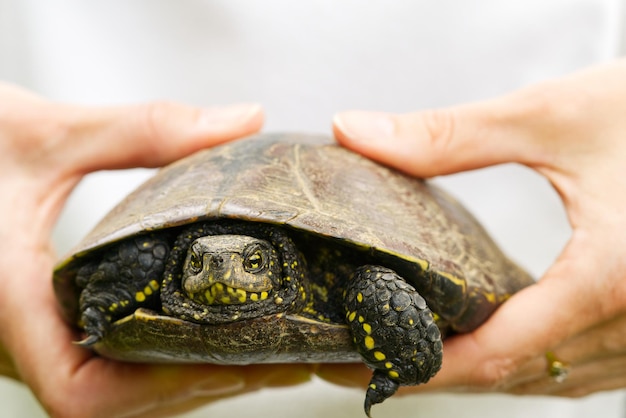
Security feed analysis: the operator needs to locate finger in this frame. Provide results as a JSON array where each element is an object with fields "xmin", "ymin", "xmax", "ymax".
[
  {"xmin": 68, "ymin": 362, "xmax": 311, "ymax": 418},
  {"xmin": 509, "ymin": 355, "xmax": 626, "ymax": 397},
  {"xmin": 136, "ymin": 363, "xmax": 314, "ymax": 418},
  {"xmin": 55, "ymin": 101, "xmax": 264, "ymax": 174},
  {"xmin": 332, "ymin": 82, "xmax": 572, "ymax": 178},
  {"xmin": 316, "ymin": 363, "xmax": 371, "ymax": 389},
  {"xmin": 0, "ymin": 84, "xmax": 263, "ymax": 173},
  {"xmin": 508, "ymin": 312, "xmax": 626, "ymax": 388}
]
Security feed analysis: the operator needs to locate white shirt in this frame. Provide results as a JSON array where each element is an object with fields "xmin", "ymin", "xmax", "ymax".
[{"xmin": 0, "ymin": 1, "xmax": 624, "ymax": 417}]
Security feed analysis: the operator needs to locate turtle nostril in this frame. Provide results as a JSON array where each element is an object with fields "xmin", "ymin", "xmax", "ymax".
[{"xmin": 211, "ymin": 255, "xmax": 224, "ymax": 268}]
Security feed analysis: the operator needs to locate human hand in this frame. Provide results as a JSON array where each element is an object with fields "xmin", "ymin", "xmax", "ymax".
[
  {"xmin": 0, "ymin": 83, "xmax": 311, "ymax": 417},
  {"xmin": 319, "ymin": 59, "xmax": 626, "ymax": 397}
]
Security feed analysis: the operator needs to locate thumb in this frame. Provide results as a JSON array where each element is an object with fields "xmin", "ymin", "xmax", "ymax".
[
  {"xmin": 0, "ymin": 81, "xmax": 264, "ymax": 175},
  {"xmin": 333, "ymin": 88, "xmax": 554, "ymax": 178},
  {"xmin": 57, "ymin": 101, "xmax": 264, "ymax": 174}
]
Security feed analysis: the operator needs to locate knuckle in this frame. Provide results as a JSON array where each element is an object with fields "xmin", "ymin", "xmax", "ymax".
[
  {"xmin": 136, "ymin": 101, "xmax": 179, "ymax": 142},
  {"xmin": 414, "ymin": 108, "xmax": 458, "ymax": 174},
  {"xmin": 421, "ymin": 108, "xmax": 457, "ymax": 152},
  {"xmin": 471, "ymin": 356, "xmax": 518, "ymax": 390},
  {"xmin": 132, "ymin": 100, "xmax": 190, "ymax": 164}
]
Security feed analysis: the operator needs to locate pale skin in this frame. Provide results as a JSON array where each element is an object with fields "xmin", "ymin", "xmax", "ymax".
[
  {"xmin": 319, "ymin": 59, "xmax": 626, "ymax": 398},
  {"xmin": 2, "ymin": 58, "xmax": 626, "ymax": 417},
  {"xmin": 0, "ymin": 83, "xmax": 312, "ymax": 418}
]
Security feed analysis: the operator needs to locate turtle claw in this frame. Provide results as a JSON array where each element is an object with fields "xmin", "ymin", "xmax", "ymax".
[
  {"xmin": 74, "ymin": 334, "xmax": 100, "ymax": 347},
  {"xmin": 364, "ymin": 371, "xmax": 399, "ymax": 417}
]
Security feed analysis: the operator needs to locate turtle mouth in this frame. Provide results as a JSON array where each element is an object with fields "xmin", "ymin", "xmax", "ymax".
[{"xmin": 189, "ymin": 282, "xmax": 272, "ymax": 305}]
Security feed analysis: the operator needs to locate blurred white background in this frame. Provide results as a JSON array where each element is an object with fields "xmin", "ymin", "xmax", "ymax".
[{"xmin": 1, "ymin": 1, "xmax": 625, "ymax": 416}]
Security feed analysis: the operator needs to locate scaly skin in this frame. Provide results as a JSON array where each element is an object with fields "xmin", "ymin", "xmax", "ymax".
[
  {"xmin": 344, "ymin": 265, "xmax": 442, "ymax": 416},
  {"xmin": 76, "ymin": 234, "xmax": 169, "ymax": 345}
]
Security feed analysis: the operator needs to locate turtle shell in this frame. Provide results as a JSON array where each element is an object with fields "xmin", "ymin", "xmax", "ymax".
[{"xmin": 53, "ymin": 132, "xmax": 533, "ymax": 363}]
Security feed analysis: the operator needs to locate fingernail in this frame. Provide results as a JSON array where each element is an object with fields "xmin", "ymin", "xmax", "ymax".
[
  {"xmin": 333, "ymin": 111, "xmax": 396, "ymax": 143},
  {"xmin": 192, "ymin": 373, "xmax": 246, "ymax": 397},
  {"xmin": 200, "ymin": 103, "xmax": 263, "ymax": 129}
]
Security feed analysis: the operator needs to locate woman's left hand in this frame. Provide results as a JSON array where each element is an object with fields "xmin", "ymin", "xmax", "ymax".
[{"xmin": 318, "ymin": 59, "xmax": 626, "ymax": 397}]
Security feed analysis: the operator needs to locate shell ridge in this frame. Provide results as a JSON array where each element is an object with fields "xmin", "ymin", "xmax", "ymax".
[{"xmin": 291, "ymin": 143, "xmax": 324, "ymax": 214}]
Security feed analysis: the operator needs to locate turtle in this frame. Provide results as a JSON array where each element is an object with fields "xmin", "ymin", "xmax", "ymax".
[{"xmin": 53, "ymin": 133, "xmax": 534, "ymax": 416}]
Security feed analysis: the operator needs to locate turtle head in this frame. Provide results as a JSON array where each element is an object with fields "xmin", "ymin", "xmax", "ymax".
[
  {"xmin": 161, "ymin": 224, "xmax": 310, "ymax": 324},
  {"xmin": 181, "ymin": 235, "xmax": 283, "ymax": 305}
]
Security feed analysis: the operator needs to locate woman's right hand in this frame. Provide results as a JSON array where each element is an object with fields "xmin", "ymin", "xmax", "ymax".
[{"xmin": 0, "ymin": 83, "xmax": 312, "ymax": 418}]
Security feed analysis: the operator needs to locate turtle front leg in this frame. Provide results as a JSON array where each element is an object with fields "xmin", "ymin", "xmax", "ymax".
[
  {"xmin": 75, "ymin": 235, "xmax": 169, "ymax": 345},
  {"xmin": 344, "ymin": 265, "xmax": 443, "ymax": 417}
]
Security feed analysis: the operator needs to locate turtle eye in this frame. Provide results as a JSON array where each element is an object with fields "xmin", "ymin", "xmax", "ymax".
[
  {"xmin": 243, "ymin": 244, "xmax": 268, "ymax": 274},
  {"xmin": 188, "ymin": 251, "xmax": 203, "ymax": 274}
]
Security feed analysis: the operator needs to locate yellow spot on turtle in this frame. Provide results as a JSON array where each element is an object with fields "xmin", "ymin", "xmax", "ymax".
[
  {"xmin": 358, "ymin": 315, "xmax": 364, "ymax": 323},
  {"xmin": 369, "ymin": 383, "xmax": 377, "ymax": 390},
  {"xmin": 385, "ymin": 362, "xmax": 393, "ymax": 369},
  {"xmin": 223, "ymin": 269, "xmax": 232, "ymax": 281},
  {"xmin": 144, "ymin": 285, "xmax": 153, "ymax": 296},
  {"xmin": 364, "ymin": 336, "xmax": 375, "ymax": 350},
  {"xmin": 193, "ymin": 313, "xmax": 201, "ymax": 320},
  {"xmin": 149, "ymin": 280, "xmax": 160, "ymax": 290},
  {"xmin": 220, "ymin": 296, "xmax": 232, "ymax": 304},
  {"xmin": 374, "ymin": 351, "xmax": 386, "ymax": 361},
  {"xmin": 250, "ymin": 293, "xmax": 259, "ymax": 301},
  {"xmin": 135, "ymin": 292, "xmax": 146, "ymax": 302},
  {"xmin": 275, "ymin": 296, "xmax": 284, "ymax": 305},
  {"xmin": 260, "ymin": 291, "xmax": 269, "ymax": 300},
  {"xmin": 388, "ymin": 370, "xmax": 399, "ymax": 379},
  {"xmin": 236, "ymin": 289, "xmax": 247, "ymax": 303},
  {"xmin": 363, "ymin": 323, "xmax": 372, "ymax": 334},
  {"xmin": 109, "ymin": 303, "xmax": 118, "ymax": 312},
  {"xmin": 356, "ymin": 292, "xmax": 363, "ymax": 303},
  {"xmin": 348, "ymin": 311, "xmax": 357, "ymax": 322}
]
